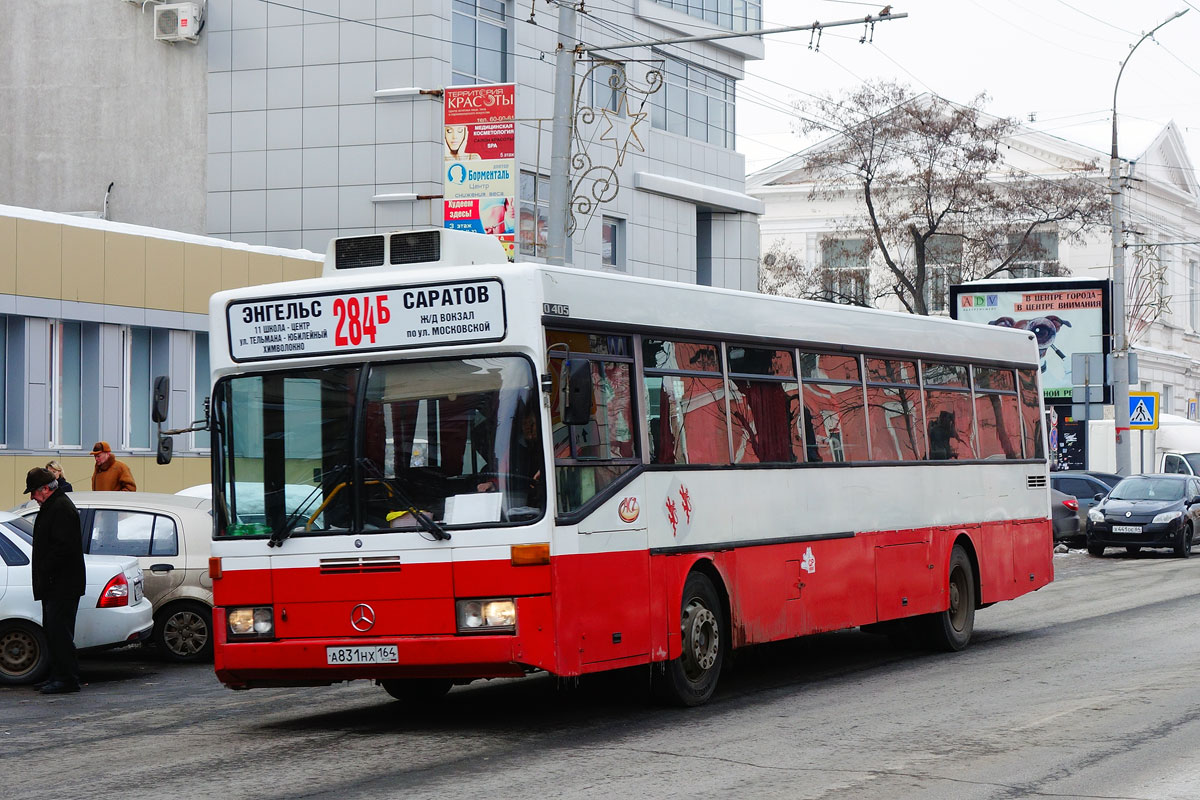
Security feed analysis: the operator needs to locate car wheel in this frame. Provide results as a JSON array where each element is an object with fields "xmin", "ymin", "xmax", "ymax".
[
  {"xmin": 1125, "ymin": 546, "xmax": 1141, "ymax": 556},
  {"xmin": 1087, "ymin": 541, "xmax": 1106, "ymax": 557},
  {"xmin": 0, "ymin": 620, "xmax": 50, "ymax": 685},
  {"xmin": 379, "ymin": 678, "xmax": 453, "ymax": 705},
  {"xmin": 1175, "ymin": 523, "xmax": 1194, "ymax": 559},
  {"xmin": 154, "ymin": 601, "xmax": 213, "ymax": 662},
  {"xmin": 653, "ymin": 571, "xmax": 726, "ymax": 707}
]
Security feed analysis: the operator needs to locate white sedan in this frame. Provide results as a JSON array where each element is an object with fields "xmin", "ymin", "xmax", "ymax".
[{"xmin": 0, "ymin": 511, "xmax": 154, "ymax": 685}]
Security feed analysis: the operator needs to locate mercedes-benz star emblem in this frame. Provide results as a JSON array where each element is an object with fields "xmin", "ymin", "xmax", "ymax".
[{"xmin": 350, "ymin": 603, "xmax": 376, "ymax": 632}]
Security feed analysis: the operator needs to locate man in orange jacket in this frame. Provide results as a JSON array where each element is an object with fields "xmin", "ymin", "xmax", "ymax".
[{"xmin": 90, "ymin": 442, "xmax": 137, "ymax": 492}]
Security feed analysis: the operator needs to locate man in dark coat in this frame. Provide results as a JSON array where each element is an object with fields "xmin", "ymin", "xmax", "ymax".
[{"xmin": 27, "ymin": 467, "xmax": 85, "ymax": 694}]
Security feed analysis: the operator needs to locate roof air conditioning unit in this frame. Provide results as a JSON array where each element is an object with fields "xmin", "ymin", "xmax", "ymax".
[{"xmin": 154, "ymin": 3, "xmax": 201, "ymax": 43}]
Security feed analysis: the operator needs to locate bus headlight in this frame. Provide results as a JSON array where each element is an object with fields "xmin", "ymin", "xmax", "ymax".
[
  {"xmin": 228, "ymin": 606, "xmax": 274, "ymax": 638},
  {"xmin": 456, "ymin": 599, "xmax": 516, "ymax": 633}
]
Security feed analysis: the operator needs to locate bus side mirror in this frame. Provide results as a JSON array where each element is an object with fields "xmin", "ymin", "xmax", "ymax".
[
  {"xmin": 152, "ymin": 376, "xmax": 170, "ymax": 423},
  {"xmin": 562, "ymin": 359, "xmax": 593, "ymax": 426},
  {"xmin": 156, "ymin": 434, "xmax": 174, "ymax": 465}
]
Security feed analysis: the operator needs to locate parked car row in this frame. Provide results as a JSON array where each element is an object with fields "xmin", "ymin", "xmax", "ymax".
[
  {"xmin": 1051, "ymin": 470, "xmax": 1200, "ymax": 559},
  {"xmin": 2, "ymin": 491, "xmax": 214, "ymax": 684}
]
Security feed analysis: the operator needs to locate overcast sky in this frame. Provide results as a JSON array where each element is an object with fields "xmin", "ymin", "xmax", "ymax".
[{"xmin": 738, "ymin": 0, "xmax": 1200, "ymax": 178}]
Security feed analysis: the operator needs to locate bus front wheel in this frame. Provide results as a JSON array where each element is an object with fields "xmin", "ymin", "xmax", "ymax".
[
  {"xmin": 379, "ymin": 678, "xmax": 453, "ymax": 705},
  {"xmin": 653, "ymin": 571, "xmax": 726, "ymax": 707},
  {"xmin": 921, "ymin": 544, "xmax": 975, "ymax": 652}
]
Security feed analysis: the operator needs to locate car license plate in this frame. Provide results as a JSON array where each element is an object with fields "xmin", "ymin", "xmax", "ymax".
[
  {"xmin": 326, "ymin": 645, "xmax": 399, "ymax": 665},
  {"xmin": 1112, "ymin": 525, "xmax": 1141, "ymax": 533}
]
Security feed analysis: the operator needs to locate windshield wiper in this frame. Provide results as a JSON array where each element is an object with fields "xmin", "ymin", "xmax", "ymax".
[
  {"xmin": 357, "ymin": 457, "xmax": 451, "ymax": 541},
  {"xmin": 268, "ymin": 463, "xmax": 350, "ymax": 548}
]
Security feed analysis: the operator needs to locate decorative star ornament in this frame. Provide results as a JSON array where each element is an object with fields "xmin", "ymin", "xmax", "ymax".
[{"xmin": 598, "ymin": 93, "xmax": 647, "ymax": 167}]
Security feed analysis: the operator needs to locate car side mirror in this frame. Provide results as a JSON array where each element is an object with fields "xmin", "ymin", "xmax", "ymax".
[
  {"xmin": 1189, "ymin": 495, "xmax": 1200, "ymax": 506},
  {"xmin": 152, "ymin": 375, "xmax": 170, "ymax": 423},
  {"xmin": 1094, "ymin": 493, "xmax": 1107, "ymax": 502}
]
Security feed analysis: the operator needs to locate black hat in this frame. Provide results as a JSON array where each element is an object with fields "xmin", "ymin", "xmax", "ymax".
[{"xmin": 24, "ymin": 467, "xmax": 55, "ymax": 494}]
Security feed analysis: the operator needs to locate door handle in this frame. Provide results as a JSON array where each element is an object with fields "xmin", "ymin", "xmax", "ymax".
[{"xmin": 149, "ymin": 563, "xmax": 174, "ymax": 573}]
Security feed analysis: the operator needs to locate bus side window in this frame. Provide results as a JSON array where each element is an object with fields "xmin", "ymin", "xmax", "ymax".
[{"xmin": 547, "ymin": 330, "xmax": 638, "ymax": 514}]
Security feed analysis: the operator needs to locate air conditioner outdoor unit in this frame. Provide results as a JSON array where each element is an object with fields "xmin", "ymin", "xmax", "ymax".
[{"xmin": 154, "ymin": 3, "xmax": 201, "ymax": 43}]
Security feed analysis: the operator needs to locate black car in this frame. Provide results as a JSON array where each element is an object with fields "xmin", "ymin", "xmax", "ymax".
[
  {"xmin": 1051, "ymin": 472, "xmax": 1112, "ymax": 522},
  {"xmin": 1085, "ymin": 474, "xmax": 1200, "ymax": 557}
]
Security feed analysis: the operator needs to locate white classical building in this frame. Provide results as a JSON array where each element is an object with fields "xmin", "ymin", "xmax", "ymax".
[{"xmin": 748, "ymin": 116, "xmax": 1200, "ymax": 420}]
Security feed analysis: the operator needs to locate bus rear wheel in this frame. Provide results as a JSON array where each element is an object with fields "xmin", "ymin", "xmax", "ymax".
[
  {"xmin": 653, "ymin": 571, "xmax": 725, "ymax": 707},
  {"xmin": 921, "ymin": 544, "xmax": 975, "ymax": 652}
]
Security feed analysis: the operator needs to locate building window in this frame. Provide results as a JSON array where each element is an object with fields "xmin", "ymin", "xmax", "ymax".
[
  {"xmin": 519, "ymin": 171, "xmax": 572, "ymax": 260},
  {"xmin": 51, "ymin": 321, "xmax": 83, "ymax": 448},
  {"xmin": 452, "ymin": 0, "xmax": 509, "ymax": 85},
  {"xmin": 602, "ymin": 216, "xmax": 625, "ymax": 270},
  {"xmin": 1007, "ymin": 231, "xmax": 1059, "ymax": 278},
  {"xmin": 927, "ymin": 234, "xmax": 963, "ymax": 313},
  {"xmin": 0, "ymin": 316, "xmax": 7, "ymax": 446},
  {"xmin": 650, "ymin": 53, "xmax": 735, "ymax": 149},
  {"xmin": 820, "ymin": 238, "xmax": 869, "ymax": 305},
  {"xmin": 589, "ymin": 61, "xmax": 623, "ymax": 113},
  {"xmin": 519, "ymin": 171, "xmax": 550, "ymax": 258},
  {"xmin": 1190, "ymin": 259, "xmax": 1199, "ymax": 330},
  {"xmin": 193, "ymin": 332, "xmax": 210, "ymax": 450},
  {"xmin": 126, "ymin": 327, "xmax": 169, "ymax": 450},
  {"xmin": 650, "ymin": 0, "xmax": 762, "ymax": 32}
]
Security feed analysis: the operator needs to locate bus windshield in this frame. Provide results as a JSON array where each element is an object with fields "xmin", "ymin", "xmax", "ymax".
[{"xmin": 213, "ymin": 356, "xmax": 546, "ymax": 538}]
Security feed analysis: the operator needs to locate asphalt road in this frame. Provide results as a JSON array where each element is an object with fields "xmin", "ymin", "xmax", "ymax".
[{"xmin": 5, "ymin": 547, "xmax": 1200, "ymax": 800}]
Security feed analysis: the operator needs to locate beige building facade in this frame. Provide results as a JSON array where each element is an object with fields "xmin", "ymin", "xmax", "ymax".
[{"xmin": 0, "ymin": 205, "xmax": 320, "ymax": 508}]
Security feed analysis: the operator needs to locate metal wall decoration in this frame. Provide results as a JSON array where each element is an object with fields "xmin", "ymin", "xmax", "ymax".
[
  {"xmin": 1127, "ymin": 243, "xmax": 1171, "ymax": 346},
  {"xmin": 566, "ymin": 59, "xmax": 662, "ymax": 236}
]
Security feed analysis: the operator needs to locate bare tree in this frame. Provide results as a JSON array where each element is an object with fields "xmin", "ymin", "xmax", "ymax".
[
  {"xmin": 785, "ymin": 81, "xmax": 1108, "ymax": 315},
  {"xmin": 759, "ymin": 238, "xmax": 891, "ymax": 307}
]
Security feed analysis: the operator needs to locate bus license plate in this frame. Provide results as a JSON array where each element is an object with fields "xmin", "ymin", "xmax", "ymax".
[
  {"xmin": 326, "ymin": 645, "xmax": 399, "ymax": 665},
  {"xmin": 1112, "ymin": 525, "xmax": 1141, "ymax": 533}
]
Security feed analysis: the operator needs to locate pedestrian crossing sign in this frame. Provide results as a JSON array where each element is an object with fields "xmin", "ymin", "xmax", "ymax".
[{"xmin": 1129, "ymin": 391, "xmax": 1159, "ymax": 430}]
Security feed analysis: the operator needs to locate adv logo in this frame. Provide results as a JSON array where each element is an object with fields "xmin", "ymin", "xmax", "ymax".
[{"xmin": 960, "ymin": 294, "xmax": 999, "ymax": 309}]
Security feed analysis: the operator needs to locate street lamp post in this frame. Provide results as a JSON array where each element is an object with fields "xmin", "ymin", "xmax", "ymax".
[{"xmin": 1110, "ymin": 9, "xmax": 1187, "ymax": 476}]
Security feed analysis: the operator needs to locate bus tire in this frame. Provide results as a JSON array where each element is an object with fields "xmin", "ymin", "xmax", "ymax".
[
  {"xmin": 379, "ymin": 678, "xmax": 453, "ymax": 705},
  {"xmin": 922, "ymin": 544, "xmax": 975, "ymax": 652},
  {"xmin": 653, "ymin": 571, "xmax": 725, "ymax": 707}
]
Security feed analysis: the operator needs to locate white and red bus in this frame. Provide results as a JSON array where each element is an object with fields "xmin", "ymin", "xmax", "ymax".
[{"xmin": 205, "ymin": 228, "xmax": 1052, "ymax": 706}]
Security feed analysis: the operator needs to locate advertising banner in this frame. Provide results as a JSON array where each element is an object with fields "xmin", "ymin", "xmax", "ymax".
[
  {"xmin": 443, "ymin": 83, "xmax": 516, "ymax": 260},
  {"xmin": 950, "ymin": 279, "xmax": 1112, "ymax": 402}
]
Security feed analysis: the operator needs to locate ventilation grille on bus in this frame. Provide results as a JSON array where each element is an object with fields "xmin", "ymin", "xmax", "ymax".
[
  {"xmin": 319, "ymin": 555, "xmax": 403, "ymax": 574},
  {"xmin": 1027, "ymin": 475, "xmax": 1047, "ymax": 489},
  {"xmin": 390, "ymin": 231, "xmax": 441, "ymax": 264},
  {"xmin": 334, "ymin": 235, "xmax": 386, "ymax": 270}
]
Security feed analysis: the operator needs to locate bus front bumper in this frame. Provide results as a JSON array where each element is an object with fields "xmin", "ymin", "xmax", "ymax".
[{"xmin": 212, "ymin": 598, "xmax": 556, "ymax": 688}]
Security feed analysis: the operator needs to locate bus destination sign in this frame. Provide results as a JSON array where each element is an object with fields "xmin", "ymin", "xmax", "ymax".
[{"xmin": 226, "ymin": 279, "xmax": 506, "ymax": 361}]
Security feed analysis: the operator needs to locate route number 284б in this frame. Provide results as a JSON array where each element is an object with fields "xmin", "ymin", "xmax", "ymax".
[{"xmin": 332, "ymin": 295, "xmax": 391, "ymax": 346}]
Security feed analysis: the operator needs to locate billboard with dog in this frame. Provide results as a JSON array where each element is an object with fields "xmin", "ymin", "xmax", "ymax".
[{"xmin": 950, "ymin": 278, "xmax": 1112, "ymax": 402}]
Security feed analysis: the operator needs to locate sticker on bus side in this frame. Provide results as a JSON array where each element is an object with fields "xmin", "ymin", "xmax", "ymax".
[{"xmin": 226, "ymin": 279, "xmax": 506, "ymax": 361}]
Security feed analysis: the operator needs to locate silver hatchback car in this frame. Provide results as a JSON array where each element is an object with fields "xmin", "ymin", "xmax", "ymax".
[{"xmin": 17, "ymin": 491, "xmax": 214, "ymax": 662}]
